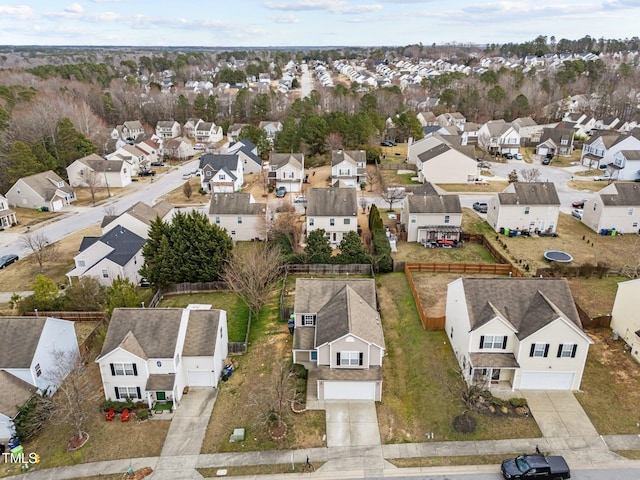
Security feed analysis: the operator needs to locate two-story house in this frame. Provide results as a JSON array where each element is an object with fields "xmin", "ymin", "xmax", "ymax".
[
  {"xmin": 155, "ymin": 121, "xmax": 181, "ymax": 139},
  {"xmin": 0, "ymin": 194, "xmax": 17, "ymax": 229},
  {"xmin": 1, "ymin": 316, "xmax": 79, "ymax": 441},
  {"xmin": 101, "ymin": 200, "xmax": 174, "ymax": 239},
  {"xmin": 268, "ymin": 153, "xmax": 304, "ymax": 193},
  {"xmin": 227, "ymin": 123, "xmax": 247, "ymax": 143},
  {"xmin": 258, "ymin": 121, "xmax": 283, "ymax": 142},
  {"xmin": 306, "ymin": 188, "xmax": 358, "ymax": 245},
  {"xmin": 291, "ymin": 278, "xmax": 385, "ymax": 401},
  {"xmin": 67, "ymin": 154, "xmax": 132, "ymax": 189},
  {"xmin": 582, "ymin": 182, "xmax": 640, "ymax": 234},
  {"xmin": 331, "ymin": 150, "xmax": 366, "ymax": 188},
  {"xmin": 580, "ymin": 131, "xmax": 640, "ymax": 170},
  {"xmin": 199, "ymin": 154, "xmax": 244, "ymax": 193},
  {"xmin": 401, "ymin": 183, "xmax": 462, "ymax": 243},
  {"xmin": 96, "ymin": 306, "xmax": 228, "ymax": 409},
  {"xmin": 183, "ymin": 118, "xmax": 203, "ymax": 138},
  {"xmin": 208, "ymin": 193, "xmax": 267, "ymax": 241},
  {"xmin": 227, "ymin": 139, "xmax": 263, "ymax": 175},
  {"xmin": 477, "ymin": 120, "xmax": 521, "ymax": 156},
  {"xmin": 487, "ymin": 182, "xmax": 560, "ymax": 234},
  {"xmin": 535, "ymin": 126, "xmax": 575, "ymax": 157},
  {"xmin": 111, "ymin": 121, "xmax": 145, "ymax": 143},
  {"xmin": 610, "ymin": 278, "xmax": 640, "ymax": 364},
  {"xmin": 194, "ymin": 122, "xmax": 223, "ymax": 144},
  {"xmin": 106, "ymin": 144, "xmax": 148, "ymax": 175},
  {"xmin": 414, "ymin": 139, "xmax": 478, "ymax": 184},
  {"xmin": 164, "ymin": 137, "xmax": 195, "ymax": 161},
  {"xmin": 6, "ymin": 170, "xmax": 76, "ymax": 212},
  {"xmin": 445, "ymin": 277, "xmax": 593, "ymax": 391}
]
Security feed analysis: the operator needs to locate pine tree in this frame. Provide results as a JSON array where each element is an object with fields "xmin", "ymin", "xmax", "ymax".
[
  {"xmin": 335, "ymin": 231, "xmax": 371, "ymax": 264},
  {"xmin": 304, "ymin": 229, "xmax": 333, "ymax": 264}
]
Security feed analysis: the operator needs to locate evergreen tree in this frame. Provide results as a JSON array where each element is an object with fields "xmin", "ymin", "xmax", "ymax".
[
  {"xmin": 335, "ymin": 231, "xmax": 370, "ymax": 264},
  {"xmin": 7, "ymin": 141, "xmax": 41, "ymax": 182},
  {"xmin": 51, "ymin": 118, "xmax": 97, "ymax": 172},
  {"xmin": 105, "ymin": 277, "xmax": 141, "ymax": 317},
  {"xmin": 239, "ymin": 125, "xmax": 270, "ymax": 157},
  {"xmin": 304, "ymin": 229, "xmax": 333, "ymax": 264}
]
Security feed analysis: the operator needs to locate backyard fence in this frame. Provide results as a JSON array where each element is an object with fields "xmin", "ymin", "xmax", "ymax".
[
  {"xmin": 576, "ymin": 302, "xmax": 612, "ymax": 329},
  {"xmin": 79, "ymin": 317, "xmax": 108, "ymax": 359},
  {"xmin": 405, "ymin": 262, "xmax": 519, "ymax": 276},
  {"xmin": 160, "ymin": 281, "xmax": 228, "ymax": 296},
  {"xmin": 23, "ymin": 311, "xmax": 106, "ymax": 322},
  {"xmin": 285, "ymin": 264, "xmax": 374, "ymax": 275},
  {"xmin": 404, "ymin": 263, "xmax": 444, "ymax": 330}
]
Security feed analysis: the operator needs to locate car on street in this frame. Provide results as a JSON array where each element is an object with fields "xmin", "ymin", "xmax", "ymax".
[
  {"xmin": 572, "ymin": 199, "xmax": 587, "ymax": 208},
  {"xmin": 571, "ymin": 209, "xmax": 583, "ymax": 219},
  {"xmin": 294, "ymin": 195, "xmax": 307, "ymax": 203},
  {"xmin": 182, "ymin": 173, "xmax": 192, "ymax": 180},
  {"xmin": 275, "ymin": 186, "xmax": 287, "ymax": 198},
  {"xmin": 503, "ymin": 153, "xmax": 514, "ymax": 160},
  {"xmin": 542, "ymin": 157, "xmax": 551, "ymax": 165},
  {"xmin": 138, "ymin": 170, "xmax": 156, "ymax": 177},
  {"xmin": 150, "ymin": 161, "xmax": 165, "ymax": 167},
  {"xmin": 501, "ymin": 453, "xmax": 570, "ymax": 479},
  {"xmin": 0, "ymin": 254, "xmax": 19, "ymax": 269},
  {"xmin": 473, "ymin": 202, "xmax": 488, "ymax": 213},
  {"xmin": 595, "ymin": 173, "xmax": 612, "ymax": 181},
  {"xmin": 478, "ymin": 161, "xmax": 491, "ymax": 169}
]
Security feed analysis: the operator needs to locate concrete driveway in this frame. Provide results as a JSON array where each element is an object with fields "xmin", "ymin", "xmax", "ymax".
[
  {"xmin": 325, "ymin": 401, "xmax": 381, "ymax": 447},
  {"xmin": 521, "ymin": 390, "xmax": 598, "ymax": 438}
]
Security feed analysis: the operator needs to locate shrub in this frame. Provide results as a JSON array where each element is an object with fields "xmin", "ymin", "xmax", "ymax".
[
  {"xmin": 371, "ymin": 229, "xmax": 393, "ymax": 273},
  {"xmin": 291, "ymin": 363, "xmax": 307, "ymax": 380},
  {"xmin": 452, "ymin": 413, "xmax": 477, "ymax": 433},
  {"xmin": 136, "ymin": 408, "xmax": 150, "ymax": 420},
  {"xmin": 509, "ymin": 398, "xmax": 528, "ymax": 408}
]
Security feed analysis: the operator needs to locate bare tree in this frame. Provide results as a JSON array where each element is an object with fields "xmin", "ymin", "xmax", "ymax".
[
  {"xmin": 264, "ymin": 207, "xmax": 303, "ymax": 252},
  {"xmin": 477, "ymin": 132, "xmax": 492, "ymax": 158},
  {"xmin": 381, "ymin": 186, "xmax": 406, "ymax": 211},
  {"xmin": 20, "ymin": 230, "xmax": 58, "ymax": 272},
  {"xmin": 359, "ymin": 196, "xmax": 368, "ymax": 213},
  {"xmin": 183, "ymin": 180, "xmax": 193, "ymax": 199},
  {"xmin": 80, "ymin": 168, "xmax": 104, "ymax": 206},
  {"xmin": 103, "ymin": 204, "xmax": 118, "ymax": 217},
  {"xmin": 224, "ymin": 243, "xmax": 283, "ymax": 318},
  {"xmin": 508, "ymin": 169, "xmax": 519, "ymax": 183},
  {"xmin": 366, "ymin": 169, "xmax": 380, "ymax": 192},
  {"xmin": 521, "ymin": 168, "xmax": 542, "ymax": 183},
  {"xmin": 324, "ymin": 131, "xmax": 344, "ymax": 151}
]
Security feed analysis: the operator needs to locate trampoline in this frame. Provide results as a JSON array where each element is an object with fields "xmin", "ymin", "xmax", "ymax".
[{"xmin": 543, "ymin": 250, "xmax": 573, "ymax": 263}]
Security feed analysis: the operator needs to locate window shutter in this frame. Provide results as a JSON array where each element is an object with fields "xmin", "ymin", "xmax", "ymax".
[
  {"xmin": 557, "ymin": 344, "xmax": 563, "ymax": 358},
  {"xmin": 480, "ymin": 336, "xmax": 485, "ymax": 349},
  {"xmin": 529, "ymin": 344, "xmax": 535, "ymax": 357},
  {"xmin": 336, "ymin": 353, "xmax": 341, "ymax": 365},
  {"xmin": 502, "ymin": 337, "xmax": 507, "ymax": 349},
  {"xmin": 359, "ymin": 352, "xmax": 363, "ymax": 366},
  {"xmin": 114, "ymin": 387, "xmax": 120, "ymax": 399},
  {"xmin": 543, "ymin": 344, "xmax": 549, "ymax": 358},
  {"xmin": 133, "ymin": 364, "xmax": 138, "ymax": 376},
  {"xmin": 110, "ymin": 363, "xmax": 115, "ymax": 376},
  {"xmin": 571, "ymin": 344, "xmax": 577, "ymax": 358},
  {"xmin": 136, "ymin": 387, "xmax": 141, "ymax": 399}
]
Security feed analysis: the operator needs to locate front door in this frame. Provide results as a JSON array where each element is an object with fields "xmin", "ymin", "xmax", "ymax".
[
  {"xmin": 156, "ymin": 391, "xmax": 166, "ymax": 401},
  {"xmin": 332, "ymin": 232, "xmax": 337, "ymax": 243},
  {"xmin": 491, "ymin": 369, "xmax": 501, "ymax": 383}
]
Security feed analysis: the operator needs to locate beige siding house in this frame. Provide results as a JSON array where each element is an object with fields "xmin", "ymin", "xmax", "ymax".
[
  {"xmin": 292, "ymin": 278, "xmax": 385, "ymax": 401},
  {"xmin": 487, "ymin": 182, "xmax": 560, "ymax": 234},
  {"xmin": 446, "ymin": 278, "xmax": 593, "ymax": 391},
  {"xmin": 331, "ymin": 150, "xmax": 366, "ymax": 188},
  {"xmin": 6, "ymin": 170, "xmax": 75, "ymax": 212},
  {"xmin": 208, "ymin": 192, "xmax": 266, "ymax": 241},
  {"xmin": 610, "ymin": 278, "xmax": 640, "ymax": 363},
  {"xmin": 306, "ymin": 188, "xmax": 358, "ymax": 245},
  {"xmin": 269, "ymin": 153, "xmax": 304, "ymax": 193},
  {"xmin": 401, "ymin": 183, "xmax": 462, "ymax": 243},
  {"xmin": 101, "ymin": 200, "xmax": 174, "ymax": 239},
  {"xmin": 581, "ymin": 182, "xmax": 640, "ymax": 234}
]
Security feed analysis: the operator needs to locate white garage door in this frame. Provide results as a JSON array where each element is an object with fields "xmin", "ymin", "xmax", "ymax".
[
  {"xmin": 324, "ymin": 381, "xmax": 376, "ymax": 400},
  {"xmin": 188, "ymin": 370, "xmax": 213, "ymax": 387},
  {"xmin": 520, "ymin": 372, "xmax": 574, "ymax": 390},
  {"xmin": 52, "ymin": 200, "xmax": 63, "ymax": 211}
]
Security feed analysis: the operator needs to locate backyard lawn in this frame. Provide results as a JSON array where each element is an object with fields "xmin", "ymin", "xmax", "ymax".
[{"xmin": 376, "ymin": 273, "xmax": 541, "ymax": 443}]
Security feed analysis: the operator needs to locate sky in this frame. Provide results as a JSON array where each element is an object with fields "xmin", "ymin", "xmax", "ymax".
[{"xmin": 1, "ymin": 1, "xmax": 640, "ymax": 48}]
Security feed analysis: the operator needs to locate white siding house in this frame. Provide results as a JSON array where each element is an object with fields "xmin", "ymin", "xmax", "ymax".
[
  {"xmin": 208, "ymin": 193, "xmax": 267, "ymax": 241},
  {"xmin": 611, "ymin": 278, "xmax": 640, "ymax": 364},
  {"xmin": 581, "ymin": 182, "xmax": 640, "ymax": 234},
  {"xmin": 306, "ymin": 188, "xmax": 358, "ymax": 245}
]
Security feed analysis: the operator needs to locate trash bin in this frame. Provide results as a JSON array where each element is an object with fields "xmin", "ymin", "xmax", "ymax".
[{"xmin": 612, "ymin": 330, "xmax": 619, "ymax": 341}]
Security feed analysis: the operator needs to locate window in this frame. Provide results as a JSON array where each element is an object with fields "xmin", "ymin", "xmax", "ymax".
[
  {"xmin": 157, "ymin": 361, "xmax": 162, "ymax": 367},
  {"xmin": 339, "ymin": 168, "xmax": 350, "ymax": 176},
  {"xmin": 231, "ymin": 230, "xmax": 236, "ymax": 235},
  {"xmin": 557, "ymin": 344, "xmax": 577, "ymax": 358},
  {"xmin": 344, "ymin": 218, "xmax": 350, "ymax": 225},
  {"xmin": 330, "ymin": 218, "xmax": 335, "ymax": 226},
  {"xmin": 102, "ymin": 269, "xmax": 109, "ymax": 278},
  {"xmin": 628, "ymin": 208, "xmax": 634, "ymax": 216},
  {"xmin": 219, "ymin": 174, "xmax": 226, "ymax": 180},
  {"xmin": 237, "ymin": 216, "xmax": 242, "ymax": 224},
  {"xmin": 116, "ymin": 386, "xmax": 140, "ymax": 400},
  {"xmin": 35, "ymin": 363, "xmax": 42, "ymax": 377},
  {"xmin": 303, "ymin": 314, "xmax": 316, "ymax": 325},
  {"xmin": 78, "ymin": 260, "xmax": 85, "ymax": 267},
  {"xmin": 110, "ymin": 362, "xmax": 138, "ymax": 376},
  {"xmin": 444, "ymin": 215, "xmax": 450, "ymax": 224},
  {"xmin": 450, "ymin": 327, "xmax": 454, "ymax": 339},
  {"xmin": 524, "ymin": 206, "xmax": 530, "ymax": 215},
  {"xmin": 410, "ymin": 215, "xmax": 416, "ymax": 224},
  {"xmin": 337, "ymin": 351, "xmax": 362, "ymax": 366},
  {"xmin": 530, "ymin": 343, "xmax": 549, "ymax": 357},
  {"xmin": 480, "ymin": 335, "xmax": 507, "ymax": 349},
  {"xmin": 206, "ymin": 171, "xmax": 212, "ymax": 177},
  {"xmin": 309, "ymin": 218, "xmax": 314, "ymax": 226},
  {"xmin": 310, "ymin": 351, "xmax": 318, "ymax": 361},
  {"xmin": 634, "ymin": 222, "xmax": 638, "ymax": 228},
  {"xmin": 215, "ymin": 216, "xmax": 220, "ymax": 224}
]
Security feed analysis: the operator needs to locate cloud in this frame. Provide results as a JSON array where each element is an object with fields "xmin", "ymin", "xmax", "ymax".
[
  {"xmin": 91, "ymin": 0, "xmax": 123, "ymax": 3},
  {"xmin": 270, "ymin": 14, "xmax": 301, "ymax": 23},
  {"xmin": 0, "ymin": 5, "xmax": 35, "ymax": 21},
  {"xmin": 65, "ymin": 3, "xmax": 83, "ymax": 14},
  {"xmin": 264, "ymin": 0, "xmax": 383, "ymax": 14}
]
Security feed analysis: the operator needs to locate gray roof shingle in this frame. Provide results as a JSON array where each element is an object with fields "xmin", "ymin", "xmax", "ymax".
[
  {"xmin": 0, "ymin": 317, "xmax": 46, "ymax": 368},
  {"xmin": 498, "ymin": 182, "xmax": 560, "ymax": 206},
  {"xmin": 600, "ymin": 182, "xmax": 640, "ymax": 206},
  {"xmin": 0, "ymin": 371, "xmax": 36, "ymax": 418},
  {"xmin": 306, "ymin": 188, "xmax": 357, "ymax": 217},
  {"xmin": 209, "ymin": 193, "xmax": 266, "ymax": 215},
  {"xmin": 407, "ymin": 189, "xmax": 462, "ymax": 214},
  {"xmin": 183, "ymin": 310, "xmax": 222, "ymax": 356}
]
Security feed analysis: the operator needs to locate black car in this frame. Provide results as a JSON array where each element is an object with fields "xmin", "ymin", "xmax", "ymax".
[
  {"xmin": 501, "ymin": 454, "xmax": 570, "ymax": 479},
  {"xmin": 503, "ymin": 153, "xmax": 514, "ymax": 160},
  {"xmin": 150, "ymin": 161, "xmax": 165, "ymax": 167},
  {"xmin": 0, "ymin": 254, "xmax": 19, "ymax": 269},
  {"xmin": 138, "ymin": 170, "xmax": 156, "ymax": 177}
]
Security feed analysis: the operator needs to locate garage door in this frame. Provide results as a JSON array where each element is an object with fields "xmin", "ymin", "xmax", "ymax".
[
  {"xmin": 188, "ymin": 370, "xmax": 213, "ymax": 387},
  {"xmin": 324, "ymin": 381, "xmax": 376, "ymax": 400},
  {"xmin": 520, "ymin": 372, "xmax": 574, "ymax": 390},
  {"xmin": 52, "ymin": 200, "xmax": 63, "ymax": 211}
]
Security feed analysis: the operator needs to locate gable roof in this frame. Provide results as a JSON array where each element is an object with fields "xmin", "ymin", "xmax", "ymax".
[
  {"xmin": 407, "ymin": 190, "xmax": 462, "ymax": 214},
  {"xmin": 16, "ymin": 170, "xmax": 73, "ymax": 200},
  {"xmin": 461, "ymin": 278, "xmax": 584, "ymax": 340},
  {"xmin": 0, "ymin": 371, "xmax": 37, "ymax": 419},
  {"xmin": 331, "ymin": 150, "xmax": 366, "ymax": 167},
  {"xmin": 306, "ymin": 187, "xmax": 357, "ymax": 217},
  {"xmin": 0, "ymin": 317, "xmax": 46, "ymax": 368},
  {"xmin": 209, "ymin": 192, "xmax": 266, "ymax": 215},
  {"xmin": 484, "ymin": 119, "xmax": 511, "ymax": 137},
  {"xmin": 619, "ymin": 150, "xmax": 640, "ymax": 161},
  {"xmin": 123, "ymin": 121, "xmax": 143, "ymax": 131},
  {"xmin": 600, "ymin": 182, "xmax": 640, "ymax": 206},
  {"xmin": 99, "ymin": 308, "xmax": 184, "ymax": 359},
  {"xmin": 540, "ymin": 127, "xmax": 574, "ymax": 145},
  {"xmin": 183, "ymin": 310, "xmax": 222, "ymax": 356},
  {"xmin": 156, "ymin": 120, "xmax": 177, "ymax": 128},
  {"xmin": 95, "ymin": 226, "xmax": 146, "ymax": 266},
  {"xmin": 417, "ymin": 143, "xmax": 451, "ymax": 163},
  {"xmin": 270, "ymin": 153, "xmax": 303, "ymax": 170},
  {"xmin": 498, "ymin": 182, "xmax": 560, "ymax": 206},
  {"xmin": 120, "ymin": 201, "xmax": 173, "ymax": 226},
  {"xmin": 199, "ymin": 153, "xmax": 239, "ymax": 171}
]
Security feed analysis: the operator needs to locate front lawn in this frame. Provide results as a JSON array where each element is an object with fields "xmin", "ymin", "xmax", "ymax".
[
  {"xmin": 159, "ymin": 292, "xmax": 249, "ymax": 342},
  {"xmin": 376, "ymin": 273, "xmax": 541, "ymax": 442}
]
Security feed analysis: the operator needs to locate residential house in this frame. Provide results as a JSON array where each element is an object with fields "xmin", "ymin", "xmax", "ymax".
[
  {"xmin": 268, "ymin": 153, "xmax": 304, "ymax": 193},
  {"xmin": 331, "ymin": 150, "xmax": 366, "ymax": 188},
  {"xmin": 401, "ymin": 183, "xmax": 462, "ymax": 243},
  {"xmin": 436, "ymin": 112, "xmax": 466, "ymax": 131},
  {"xmin": 101, "ymin": 200, "xmax": 174, "ymax": 239},
  {"xmin": 106, "ymin": 144, "xmax": 148, "ymax": 175},
  {"xmin": 610, "ymin": 278, "xmax": 640, "ymax": 364},
  {"xmin": 445, "ymin": 277, "xmax": 593, "ymax": 391},
  {"xmin": 227, "ymin": 123, "xmax": 247, "ymax": 143},
  {"xmin": 580, "ymin": 131, "xmax": 640, "ymax": 170},
  {"xmin": 0, "ymin": 316, "xmax": 79, "ymax": 441},
  {"xmin": 6, "ymin": 170, "xmax": 75, "ymax": 212},
  {"xmin": 164, "ymin": 137, "xmax": 195, "ymax": 161},
  {"xmin": 562, "ymin": 112, "xmax": 595, "ymax": 137},
  {"xmin": 183, "ymin": 118, "xmax": 204, "ymax": 138},
  {"xmin": 486, "ymin": 182, "xmax": 560, "ymax": 234},
  {"xmin": 416, "ymin": 111, "xmax": 439, "ymax": 127},
  {"xmin": 227, "ymin": 139, "xmax": 263, "ymax": 175},
  {"xmin": 512, "ymin": 117, "xmax": 543, "ymax": 143},
  {"xmin": 199, "ymin": 154, "xmax": 244, "ymax": 193},
  {"xmin": 67, "ymin": 154, "xmax": 132, "ymax": 189},
  {"xmin": 96, "ymin": 306, "xmax": 228, "ymax": 408},
  {"xmin": 477, "ymin": 120, "xmax": 521, "ymax": 156},
  {"xmin": 258, "ymin": 121, "xmax": 283, "ymax": 142},
  {"xmin": 291, "ymin": 278, "xmax": 385, "ymax": 401},
  {"xmin": 208, "ymin": 192, "xmax": 267, "ymax": 241},
  {"xmin": 609, "ymin": 150, "xmax": 640, "ymax": 181},
  {"xmin": 594, "ymin": 115, "xmax": 621, "ymax": 132},
  {"xmin": 66, "ymin": 226, "xmax": 146, "ymax": 286},
  {"xmin": 409, "ymin": 135, "xmax": 477, "ymax": 184},
  {"xmin": 535, "ymin": 126, "xmax": 575, "ymax": 157},
  {"xmin": 582, "ymin": 182, "xmax": 640, "ymax": 234},
  {"xmin": 194, "ymin": 122, "xmax": 223, "ymax": 144},
  {"xmin": 135, "ymin": 139, "xmax": 162, "ymax": 165},
  {"xmin": 306, "ymin": 188, "xmax": 358, "ymax": 245},
  {"xmin": 0, "ymin": 194, "xmax": 17, "ymax": 229},
  {"xmin": 111, "ymin": 121, "xmax": 145, "ymax": 142},
  {"xmin": 155, "ymin": 121, "xmax": 181, "ymax": 139}
]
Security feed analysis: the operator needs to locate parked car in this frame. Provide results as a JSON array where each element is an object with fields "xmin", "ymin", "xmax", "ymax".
[
  {"xmin": 598, "ymin": 163, "xmax": 608, "ymax": 170},
  {"xmin": 150, "ymin": 161, "xmax": 165, "ymax": 167},
  {"xmin": 503, "ymin": 153, "xmax": 514, "ymax": 160},
  {"xmin": 572, "ymin": 199, "xmax": 587, "ymax": 208},
  {"xmin": 275, "ymin": 186, "xmax": 287, "ymax": 198},
  {"xmin": 138, "ymin": 170, "xmax": 156, "ymax": 177},
  {"xmin": 595, "ymin": 173, "xmax": 611, "ymax": 181},
  {"xmin": 478, "ymin": 161, "xmax": 491, "ymax": 169},
  {"xmin": 501, "ymin": 453, "xmax": 570, "ymax": 479},
  {"xmin": 380, "ymin": 141, "xmax": 393, "ymax": 147},
  {"xmin": 473, "ymin": 202, "xmax": 488, "ymax": 213},
  {"xmin": 294, "ymin": 195, "xmax": 307, "ymax": 203},
  {"xmin": 541, "ymin": 157, "xmax": 551, "ymax": 165},
  {"xmin": 571, "ymin": 209, "xmax": 583, "ymax": 219},
  {"xmin": 0, "ymin": 254, "xmax": 19, "ymax": 269},
  {"xmin": 514, "ymin": 153, "xmax": 523, "ymax": 160},
  {"xmin": 182, "ymin": 173, "xmax": 192, "ymax": 180},
  {"xmin": 190, "ymin": 169, "xmax": 201, "ymax": 177}
]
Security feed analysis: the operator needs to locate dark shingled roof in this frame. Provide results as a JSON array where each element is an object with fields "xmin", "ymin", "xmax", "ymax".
[
  {"xmin": 146, "ymin": 374, "xmax": 176, "ymax": 391},
  {"xmin": 406, "ymin": 190, "xmax": 462, "ymax": 214},
  {"xmin": 0, "ymin": 371, "xmax": 37, "ymax": 419},
  {"xmin": 498, "ymin": 182, "xmax": 560, "ymax": 206},
  {"xmin": 306, "ymin": 188, "xmax": 357, "ymax": 217},
  {"xmin": 461, "ymin": 278, "xmax": 584, "ymax": 340},
  {"xmin": 417, "ymin": 143, "xmax": 451, "ymax": 163},
  {"xmin": 99, "ymin": 308, "xmax": 184, "ymax": 359},
  {"xmin": 600, "ymin": 182, "xmax": 640, "ymax": 206},
  {"xmin": 183, "ymin": 310, "xmax": 222, "ymax": 356},
  {"xmin": 209, "ymin": 193, "xmax": 266, "ymax": 215},
  {"xmin": 199, "ymin": 153, "xmax": 239, "ymax": 171},
  {"xmin": 331, "ymin": 150, "xmax": 366, "ymax": 167},
  {"xmin": 100, "ymin": 226, "xmax": 146, "ymax": 267},
  {"xmin": 0, "ymin": 317, "xmax": 46, "ymax": 368}
]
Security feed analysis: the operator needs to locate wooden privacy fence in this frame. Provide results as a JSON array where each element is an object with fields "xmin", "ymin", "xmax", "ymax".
[
  {"xmin": 161, "ymin": 281, "xmax": 228, "ymax": 296},
  {"xmin": 79, "ymin": 317, "xmax": 107, "ymax": 359},
  {"xmin": 406, "ymin": 262, "xmax": 520, "ymax": 276},
  {"xmin": 24, "ymin": 311, "xmax": 106, "ymax": 322},
  {"xmin": 404, "ymin": 263, "xmax": 443, "ymax": 330},
  {"xmin": 285, "ymin": 264, "xmax": 374, "ymax": 275}
]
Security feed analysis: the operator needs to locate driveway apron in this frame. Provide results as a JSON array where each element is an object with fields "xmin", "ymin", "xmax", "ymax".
[
  {"xmin": 521, "ymin": 391, "xmax": 598, "ymax": 438},
  {"xmin": 325, "ymin": 401, "xmax": 381, "ymax": 447}
]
